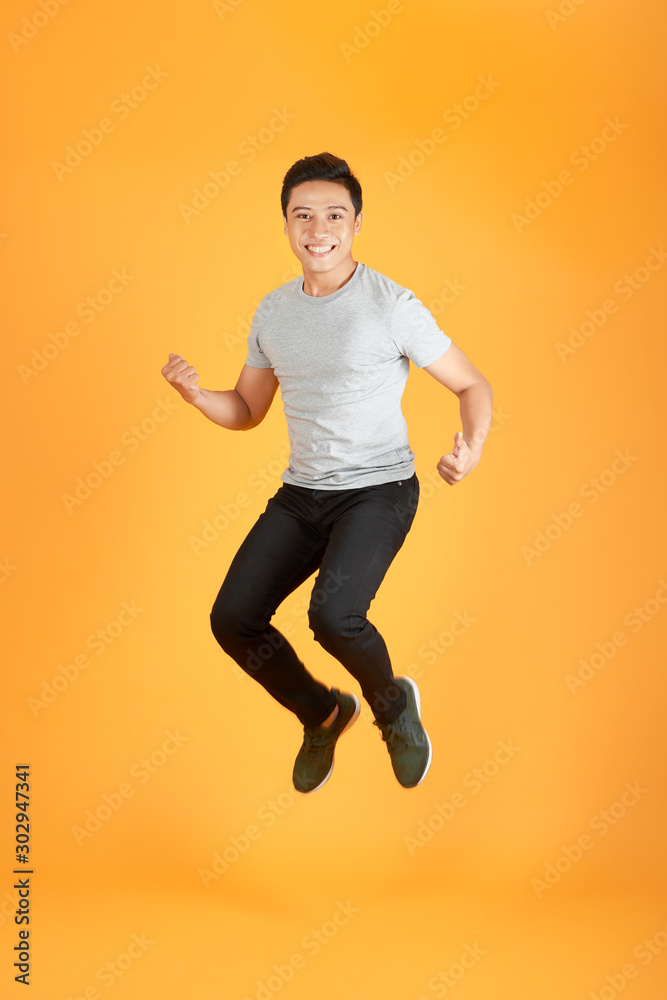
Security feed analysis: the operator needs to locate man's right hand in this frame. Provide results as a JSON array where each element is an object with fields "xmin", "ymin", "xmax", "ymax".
[{"xmin": 161, "ymin": 353, "xmax": 201, "ymax": 404}]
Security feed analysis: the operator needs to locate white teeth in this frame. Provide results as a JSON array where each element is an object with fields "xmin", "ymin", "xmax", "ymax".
[{"xmin": 307, "ymin": 245, "xmax": 334, "ymax": 254}]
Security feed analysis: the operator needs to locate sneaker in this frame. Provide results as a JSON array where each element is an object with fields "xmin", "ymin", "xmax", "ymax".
[
  {"xmin": 374, "ymin": 676, "xmax": 432, "ymax": 788},
  {"xmin": 293, "ymin": 689, "xmax": 360, "ymax": 794}
]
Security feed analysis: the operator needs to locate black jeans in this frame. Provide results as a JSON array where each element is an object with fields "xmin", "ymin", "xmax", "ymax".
[{"xmin": 210, "ymin": 473, "xmax": 420, "ymax": 728}]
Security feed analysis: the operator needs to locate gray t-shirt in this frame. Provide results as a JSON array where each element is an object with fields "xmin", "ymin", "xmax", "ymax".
[{"xmin": 244, "ymin": 261, "xmax": 452, "ymax": 489}]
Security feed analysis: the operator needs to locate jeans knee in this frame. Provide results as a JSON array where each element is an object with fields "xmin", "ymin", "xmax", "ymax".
[
  {"xmin": 210, "ymin": 598, "xmax": 239, "ymax": 650},
  {"xmin": 308, "ymin": 603, "xmax": 362, "ymax": 647}
]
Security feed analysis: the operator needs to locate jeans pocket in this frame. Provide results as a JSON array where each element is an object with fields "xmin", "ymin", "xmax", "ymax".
[{"xmin": 392, "ymin": 476, "xmax": 419, "ymax": 539}]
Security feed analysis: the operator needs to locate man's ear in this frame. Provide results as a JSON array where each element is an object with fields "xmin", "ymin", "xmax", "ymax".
[
  {"xmin": 355, "ymin": 211, "xmax": 363, "ymax": 234},
  {"xmin": 283, "ymin": 216, "xmax": 288, "ymax": 235}
]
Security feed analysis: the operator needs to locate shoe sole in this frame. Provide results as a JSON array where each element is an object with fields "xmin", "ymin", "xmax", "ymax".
[
  {"xmin": 295, "ymin": 693, "xmax": 361, "ymax": 794},
  {"xmin": 395, "ymin": 675, "xmax": 432, "ymax": 787}
]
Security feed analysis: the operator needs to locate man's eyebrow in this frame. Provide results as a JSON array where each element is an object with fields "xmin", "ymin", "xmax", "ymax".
[{"xmin": 290, "ymin": 205, "xmax": 349, "ymax": 212}]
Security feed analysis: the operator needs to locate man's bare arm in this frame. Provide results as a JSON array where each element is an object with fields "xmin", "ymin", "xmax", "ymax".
[
  {"xmin": 422, "ymin": 343, "xmax": 494, "ymax": 484},
  {"xmin": 161, "ymin": 355, "xmax": 279, "ymax": 430}
]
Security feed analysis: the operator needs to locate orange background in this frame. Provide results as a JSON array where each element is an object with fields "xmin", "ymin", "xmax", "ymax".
[{"xmin": 3, "ymin": 1, "xmax": 667, "ymax": 997}]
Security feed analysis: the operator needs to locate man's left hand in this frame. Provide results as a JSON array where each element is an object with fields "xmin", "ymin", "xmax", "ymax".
[{"xmin": 436, "ymin": 431, "xmax": 482, "ymax": 485}]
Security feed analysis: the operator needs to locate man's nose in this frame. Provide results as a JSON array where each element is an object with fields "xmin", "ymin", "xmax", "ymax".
[{"xmin": 307, "ymin": 219, "xmax": 330, "ymax": 238}]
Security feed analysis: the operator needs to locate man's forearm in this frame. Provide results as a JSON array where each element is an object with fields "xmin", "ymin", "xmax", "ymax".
[
  {"xmin": 191, "ymin": 388, "xmax": 254, "ymax": 430},
  {"xmin": 459, "ymin": 379, "xmax": 494, "ymax": 451}
]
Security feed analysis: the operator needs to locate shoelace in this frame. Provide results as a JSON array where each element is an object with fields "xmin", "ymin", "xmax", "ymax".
[
  {"xmin": 302, "ymin": 727, "xmax": 337, "ymax": 755},
  {"xmin": 375, "ymin": 715, "xmax": 414, "ymax": 751}
]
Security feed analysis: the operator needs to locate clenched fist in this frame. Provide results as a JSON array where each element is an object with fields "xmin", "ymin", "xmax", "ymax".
[
  {"xmin": 161, "ymin": 353, "xmax": 201, "ymax": 404},
  {"xmin": 436, "ymin": 431, "xmax": 482, "ymax": 485}
]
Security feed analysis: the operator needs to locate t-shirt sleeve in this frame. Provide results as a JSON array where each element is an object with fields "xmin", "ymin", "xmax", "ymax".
[
  {"xmin": 390, "ymin": 288, "xmax": 452, "ymax": 367},
  {"xmin": 244, "ymin": 299, "xmax": 274, "ymax": 369}
]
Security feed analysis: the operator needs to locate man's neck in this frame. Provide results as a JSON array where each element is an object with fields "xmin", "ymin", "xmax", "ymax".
[{"xmin": 301, "ymin": 259, "xmax": 359, "ymax": 298}]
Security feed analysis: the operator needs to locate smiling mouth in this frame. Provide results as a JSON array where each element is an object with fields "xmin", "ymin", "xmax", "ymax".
[{"xmin": 305, "ymin": 245, "xmax": 336, "ymax": 255}]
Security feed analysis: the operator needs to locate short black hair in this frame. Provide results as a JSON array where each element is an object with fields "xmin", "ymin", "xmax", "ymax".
[{"xmin": 281, "ymin": 152, "xmax": 362, "ymax": 219}]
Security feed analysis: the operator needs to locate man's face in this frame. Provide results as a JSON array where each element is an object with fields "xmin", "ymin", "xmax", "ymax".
[{"xmin": 283, "ymin": 180, "xmax": 362, "ymax": 273}]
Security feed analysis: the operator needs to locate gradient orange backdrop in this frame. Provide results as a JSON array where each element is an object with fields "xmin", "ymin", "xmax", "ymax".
[{"xmin": 3, "ymin": 1, "xmax": 667, "ymax": 997}]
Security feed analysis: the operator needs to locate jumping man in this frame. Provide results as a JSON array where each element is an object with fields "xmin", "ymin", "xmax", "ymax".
[{"xmin": 161, "ymin": 152, "xmax": 493, "ymax": 794}]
